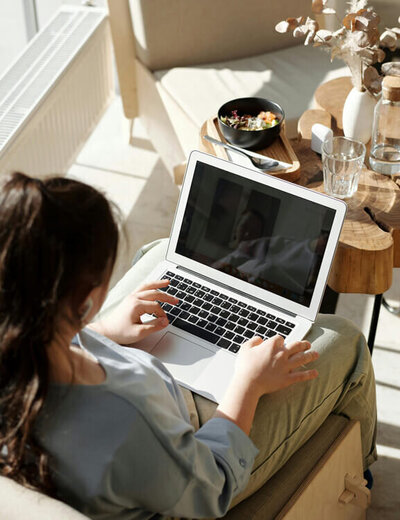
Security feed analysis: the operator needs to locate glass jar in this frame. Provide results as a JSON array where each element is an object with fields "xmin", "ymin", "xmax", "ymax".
[{"xmin": 369, "ymin": 75, "xmax": 400, "ymax": 175}]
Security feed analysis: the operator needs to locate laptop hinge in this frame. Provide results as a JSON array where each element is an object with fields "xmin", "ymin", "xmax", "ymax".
[{"xmin": 175, "ymin": 265, "xmax": 298, "ymax": 319}]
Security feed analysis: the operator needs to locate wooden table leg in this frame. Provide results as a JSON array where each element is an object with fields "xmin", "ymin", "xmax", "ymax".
[{"xmin": 367, "ymin": 294, "xmax": 383, "ymax": 355}]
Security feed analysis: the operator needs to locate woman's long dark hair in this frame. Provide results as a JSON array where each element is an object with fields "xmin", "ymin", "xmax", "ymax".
[{"xmin": 0, "ymin": 172, "xmax": 119, "ymax": 494}]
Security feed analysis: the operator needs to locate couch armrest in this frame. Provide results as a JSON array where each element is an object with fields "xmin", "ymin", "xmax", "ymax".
[{"xmin": 0, "ymin": 476, "xmax": 90, "ymax": 520}]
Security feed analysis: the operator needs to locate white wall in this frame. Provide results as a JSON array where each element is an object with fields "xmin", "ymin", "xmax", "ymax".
[{"xmin": 0, "ymin": 0, "xmax": 28, "ymax": 76}]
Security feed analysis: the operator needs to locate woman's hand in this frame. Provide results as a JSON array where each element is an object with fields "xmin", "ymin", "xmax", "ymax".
[
  {"xmin": 234, "ymin": 334, "xmax": 319, "ymax": 398},
  {"xmin": 215, "ymin": 335, "xmax": 319, "ymax": 435},
  {"xmin": 89, "ymin": 280, "xmax": 178, "ymax": 346}
]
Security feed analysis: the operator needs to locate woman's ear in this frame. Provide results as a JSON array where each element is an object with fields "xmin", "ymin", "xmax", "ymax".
[{"xmin": 79, "ymin": 297, "xmax": 93, "ymax": 324}]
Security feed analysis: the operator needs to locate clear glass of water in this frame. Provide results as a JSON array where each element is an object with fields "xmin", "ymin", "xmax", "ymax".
[{"xmin": 322, "ymin": 136, "xmax": 366, "ymax": 199}]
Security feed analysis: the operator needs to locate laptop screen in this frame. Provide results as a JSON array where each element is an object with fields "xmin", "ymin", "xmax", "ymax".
[{"xmin": 176, "ymin": 161, "xmax": 335, "ymax": 307}]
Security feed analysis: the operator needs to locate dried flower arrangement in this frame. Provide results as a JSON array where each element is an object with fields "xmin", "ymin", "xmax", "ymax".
[{"xmin": 275, "ymin": 0, "xmax": 400, "ymax": 95}]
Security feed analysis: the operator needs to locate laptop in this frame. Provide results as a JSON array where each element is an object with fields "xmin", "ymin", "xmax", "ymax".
[{"xmin": 137, "ymin": 150, "xmax": 346, "ymax": 403}]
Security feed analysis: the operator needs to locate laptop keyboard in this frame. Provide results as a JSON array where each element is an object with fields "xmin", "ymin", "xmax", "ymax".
[{"xmin": 159, "ymin": 271, "xmax": 295, "ymax": 355}]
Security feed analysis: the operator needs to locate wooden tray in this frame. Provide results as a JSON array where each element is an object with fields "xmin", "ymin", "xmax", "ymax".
[{"xmin": 200, "ymin": 117, "xmax": 301, "ymax": 182}]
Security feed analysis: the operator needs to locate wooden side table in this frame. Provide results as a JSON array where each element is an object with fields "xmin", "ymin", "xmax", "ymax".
[
  {"xmin": 199, "ymin": 77, "xmax": 400, "ymax": 352},
  {"xmin": 297, "ymin": 78, "xmax": 400, "ymax": 352}
]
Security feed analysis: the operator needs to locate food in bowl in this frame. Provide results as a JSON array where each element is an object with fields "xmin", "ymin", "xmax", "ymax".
[
  {"xmin": 218, "ymin": 97, "xmax": 285, "ymax": 150},
  {"xmin": 220, "ymin": 110, "xmax": 279, "ymax": 131}
]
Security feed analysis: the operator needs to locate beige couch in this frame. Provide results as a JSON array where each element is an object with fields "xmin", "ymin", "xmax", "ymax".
[{"xmin": 107, "ymin": 0, "xmax": 350, "ymax": 182}]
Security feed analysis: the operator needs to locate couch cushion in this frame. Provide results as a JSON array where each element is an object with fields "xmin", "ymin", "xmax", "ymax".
[
  {"xmin": 129, "ymin": 0, "xmax": 315, "ymax": 71},
  {"xmin": 154, "ymin": 44, "xmax": 349, "ymax": 146}
]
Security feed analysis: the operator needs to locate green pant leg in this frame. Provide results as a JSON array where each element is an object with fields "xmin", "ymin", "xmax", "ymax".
[{"xmin": 193, "ymin": 313, "xmax": 377, "ymax": 505}]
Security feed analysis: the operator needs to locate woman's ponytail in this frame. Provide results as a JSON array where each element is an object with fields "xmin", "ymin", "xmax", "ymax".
[{"xmin": 0, "ymin": 172, "xmax": 119, "ymax": 494}]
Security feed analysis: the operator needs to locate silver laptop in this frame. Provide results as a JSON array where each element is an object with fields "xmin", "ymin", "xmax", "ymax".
[{"xmin": 138, "ymin": 151, "xmax": 346, "ymax": 402}]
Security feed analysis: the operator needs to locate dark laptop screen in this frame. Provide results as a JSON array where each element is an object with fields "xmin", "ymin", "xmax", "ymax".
[{"xmin": 176, "ymin": 161, "xmax": 336, "ymax": 307}]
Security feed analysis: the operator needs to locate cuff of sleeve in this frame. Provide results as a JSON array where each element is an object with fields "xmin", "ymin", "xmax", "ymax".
[{"xmin": 195, "ymin": 417, "xmax": 259, "ymax": 493}]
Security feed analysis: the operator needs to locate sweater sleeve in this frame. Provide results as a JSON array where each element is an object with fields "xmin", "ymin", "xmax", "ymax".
[
  {"xmin": 102, "ymin": 412, "xmax": 258, "ymax": 519},
  {"xmin": 167, "ymin": 417, "xmax": 258, "ymax": 517}
]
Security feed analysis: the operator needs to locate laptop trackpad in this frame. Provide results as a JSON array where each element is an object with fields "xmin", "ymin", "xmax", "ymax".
[
  {"xmin": 154, "ymin": 332, "xmax": 215, "ymax": 382},
  {"xmin": 154, "ymin": 332, "xmax": 237, "ymax": 403}
]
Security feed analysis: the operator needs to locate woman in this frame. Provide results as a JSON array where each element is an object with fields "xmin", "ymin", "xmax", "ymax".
[{"xmin": 0, "ymin": 173, "xmax": 376, "ymax": 519}]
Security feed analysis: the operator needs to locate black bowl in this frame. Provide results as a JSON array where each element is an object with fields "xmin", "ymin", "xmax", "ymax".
[{"xmin": 218, "ymin": 97, "xmax": 285, "ymax": 150}]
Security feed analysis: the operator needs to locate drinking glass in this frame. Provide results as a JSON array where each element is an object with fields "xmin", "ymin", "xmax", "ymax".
[{"xmin": 322, "ymin": 136, "xmax": 366, "ymax": 199}]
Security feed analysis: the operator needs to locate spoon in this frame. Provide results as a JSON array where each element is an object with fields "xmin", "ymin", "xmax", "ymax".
[{"xmin": 204, "ymin": 135, "xmax": 289, "ymax": 171}]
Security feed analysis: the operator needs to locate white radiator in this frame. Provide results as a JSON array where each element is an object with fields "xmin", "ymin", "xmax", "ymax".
[{"xmin": 0, "ymin": 5, "xmax": 114, "ymax": 177}]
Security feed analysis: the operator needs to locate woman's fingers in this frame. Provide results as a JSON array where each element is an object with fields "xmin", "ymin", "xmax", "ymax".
[
  {"xmin": 137, "ymin": 300, "xmax": 168, "ymax": 319},
  {"xmin": 287, "ymin": 368, "xmax": 319, "ymax": 384},
  {"xmin": 242, "ymin": 336, "xmax": 263, "ymax": 348},
  {"xmin": 285, "ymin": 340, "xmax": 311, "ymax": 356},
  {"xmin": 288, "ymin": 349, "xmax": 319, "ymax": 370},
  {"xmin": 137, "ymin": 289, "xmax": 179, "ymax": 305},
  {"xmin": 268, "ymin": 334, "xmax": 285, "ymax": 350},
  {"xmin": 134, "ymin": 317, "xmax": 169, "ymax": 341},
  {"xmin": 135, "ymin": 279, "xmax": 170, "ymax": 292},
  {"xmin": 242, "ymin": 334, "xmax": 283, "ymax": 353}
]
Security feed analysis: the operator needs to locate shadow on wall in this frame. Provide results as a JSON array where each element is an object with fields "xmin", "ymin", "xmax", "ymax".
[
  {"xmin": 124, "ymin": 157, "xmax": 179, "ymax": 236},
  {"xmin": 119, "ymin": 157, "xmax": 179, "ymax": 259},
  {"xmin": 108, "ymin": 157, "xmax": 179, "ymax": 288}
]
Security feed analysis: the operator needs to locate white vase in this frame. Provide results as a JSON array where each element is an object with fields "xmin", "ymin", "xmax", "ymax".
[{"xmin": 342, "ymin": 87, "xmax": 377, "ymax": 144}]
